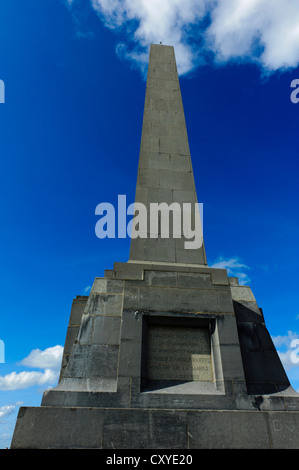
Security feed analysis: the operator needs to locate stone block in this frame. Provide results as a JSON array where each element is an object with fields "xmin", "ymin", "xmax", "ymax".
[
  {"xmin": 172, "ymin": 189, "xmax": 197, "ymax": 204},
  {"xmin": 134, "ymin": 184, "xmax": 148, "ymax": 205},
  {"xmin": 152, "ymin": 121, "xmax": 169, "ymax": 136},
  {"xmin": 138, "ymin": 168, "xmax": 159, "ymax": 188},
  {"xmin": 144, "ymin": 270, "xmax": 177, "ymax": 287},
  {"xmin": 69, "ymin": 297, "xmax": 87, "ymax": 325},
  {"xmin": 168, "ymin": 98, "xmax": 183, "ymax": 112},
  {"xmin": 63, "ymin": 325, "xmax": 80, "ymax": 355},
  {"xmin": 118, "ymin": 339, "xmax": 142, "ymax": 377},
  {"xmin": 86, "ymin": 344, "xmax": 119, "ymax": 378},
  {"xmin": 121, "ymin": 310, "xmax": 143, "ymax": 341},
  {"xmin": 92, "ymin": 316, "xmax": 121, "ymax": 345},
  {"xmin": 177, "ymin": 272, "xmax": 211, "ymax": 288},
  {"xmin": 160, "ymin": 110, "xmax": 176, "ymax": 123},
  {"xmin": 268, "ymin": 412, "xmax": 299, "ymax": 448},
  {"xmin": 159, "ymin": 169, "xmax": 182, "ymax": 190},
  {"xmin": 144, "ymin": 108, "xmax": 160, "ymax": 123},
  {"xmin": 63, "ymin": 343, "xmax": 89, "ymax": 378},
  {"xmin": 145, "ymin": 152, "xmax": 172, "ymax": 170},
  {"xmin": 174, "ymin": 110, "xmax": 185, "ymax": 124},
  {"xmin": 147, "ymin": 187, "xmax": 173, "ymax": 204},
  {"xmin": 231, "ymin": 285, "xmax": 256, "ymax": 302},
  {"xmin": 143, "ymin": 237, "xmax": 177, "ymax": 264},
  {"xmin": 165, "ymin": 79, "xmax": 180, "ymax": 91},
  {"xmin": 151, "ymin": 98, "xmax": 169, "ymax": 112},
  {"xmin": 175, "ymin": 243, "xmax": 206, "ymax": 265},
  {"xmin": 214, "ymin": 314, "xmax": 240, "ymax": 346},
  {"xmin": 182, "ymin": 171, "xmax": 195, "ymax": 191},
  {"xmin": 171, "ymin": 153, "xmax": 191, "ymax": 171},
  {"xmin": 114, "ymin": 262, "xmax": 144, "ymax": 281},
  {"xmin": 64, "ymin": 343, "xmax": 119, "ymax": 379},
  {"xmin": 179, "ymin": 138, "xmax": 190, "ymax": 156},
  {"xmin": 159, "ymin": 136, "xmax": 180, "ymax": 154},
  {"xmin": 219, "ymin": 344, "xmax": 246, "ymax": 380},
  {"xmin": 188, "ymin": 410, "xmax": 270, "ymax": 449},
  {"xmin": 168, "ymin": 124, "xmax": 187, "ymax": 139},
  {"xmin": 210, "ymin": 268, "xmax": 229, "ymax": 285},
  {"xmin": 11, "ymin": 407, "xmax": 105, "ymax": 449},
  {"xmin": 229, "ymin": 277, "xmax": 239, "ymax": 286},
  {"xmin": 58, "ymin": 354, "xmax": 69, "ymax": 382},
  {"xmin": 128, "ymin": 237, "xmax": 146, "ymax": 261},
  {"xmin": 106, "ymin": 279, "xmax": 125, "ymax": 294},
  {"xmin": 141, "ymin": 135, "xmax": 160, "ymax": 152},
  {"xmin": 123, "ymin": 284, "xmax": 222, "ymax": 313},
  {"xmin": 91, "ymin": 278, "xmax": 108, "ymax": 293},
  {"xmin": 55, "ymin": 376, "xmax": 117, "ymax": 393},
  {"xmin": 77, "ymin": 314, "xmax": 93, "ymax": 344},
  {"xmin": 140, "ymin": 120, "xmax": 152, "ymax": 135},
  {"xmin": 216, "ymin": 290, "xmax": 235, "ymax": 314},
  {"xmin": 102, "ymin": 409, "xmax": 188, "ymax": 449},
  {"xmin": 162, "ymin": 89, "xmax": 173, "ymax": 100},
  {"xmin": 164, "ymin": 61, "xmax": 176, "ymax": 73},
  {"xmin": 86, "ymin": 293, "xmax": 123, "ymax": 316},
  {"xmin": 285, "ymin": 396, "xmax": 299, "ymax": 412}
]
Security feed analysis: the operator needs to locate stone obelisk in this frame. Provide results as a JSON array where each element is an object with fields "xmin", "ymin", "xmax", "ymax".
[
  {"xmin": 129, "ymin": 44, "xmax": 206, "ymax": 265},
  {"xmin": 11, "ymin": 44, "xmax": 299, "ymax": 449}
]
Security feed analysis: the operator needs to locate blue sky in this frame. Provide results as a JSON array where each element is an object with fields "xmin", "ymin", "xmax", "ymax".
[{"xmin": 0, "ymin": 0, "xmax": 299, "ymax": 448}]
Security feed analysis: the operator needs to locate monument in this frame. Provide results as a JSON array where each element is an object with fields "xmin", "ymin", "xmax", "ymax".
[{"xmin": 11, "ymin": 44, "xmax": 299, "ymax": 449}]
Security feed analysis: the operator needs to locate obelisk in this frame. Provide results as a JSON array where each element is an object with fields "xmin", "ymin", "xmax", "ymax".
[
  {"xmin": 130, "ymin": 44, "xmax": 206, "ymax": 265},
  {"xmin": 11, "ymin": 44, "xmax": 299, "ymax": 449}
]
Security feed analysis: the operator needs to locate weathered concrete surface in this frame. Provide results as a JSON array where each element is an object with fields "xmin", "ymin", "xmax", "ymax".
[{"xmin": 11, "ymin": 407, "xmax": 299, "ymax": 449}]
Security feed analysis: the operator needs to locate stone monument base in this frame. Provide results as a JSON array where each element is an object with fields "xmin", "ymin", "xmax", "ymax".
[
  {"xmin": 10, "ymin": 262, "xmax": 299, "ymax": 449},
  {"xmin": 11, "ymin": 406, "xmax": 299, "ymax": 449}
]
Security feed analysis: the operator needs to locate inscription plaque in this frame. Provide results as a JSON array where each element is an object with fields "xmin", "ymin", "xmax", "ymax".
[{"xmin": 147, "ymin": 325, "xmax": 213, "ymax": 382}]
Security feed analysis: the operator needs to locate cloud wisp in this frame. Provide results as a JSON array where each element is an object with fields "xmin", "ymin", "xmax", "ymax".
[
  {"xmin": 0, "ymin": 403, "xmax": 23, "ymax": 421},
  {"xmin": 210, "ymin": 255, "xmax": 250, "ymax": 285},
  {"xmin": 73, "ymin": 0, "xmax": 299, "ymax": 76},
  {"xmin": 0, "ymin": 345, "xmax": 63, "ymax": 391}
]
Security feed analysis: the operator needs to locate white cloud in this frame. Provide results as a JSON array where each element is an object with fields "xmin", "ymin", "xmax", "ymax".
[
  {"xmin": 77, "ymin": 0, "xmax": 299, "ymax": 75},
  {"xmin": 0, "ymin": 404, "xmax": 22, "ymax": 421},
  {"xmin": 272, "ymin": 331, "xmax": 299, "ymax": 391},
  {"xmin": 19, "ymin": 345, "xmax": 63, "ymax": 369},
  {"xmin": 210, "ymin": 255, "xmax": 250, "ymax": 285},
  {"xmin": 272, "ymin": 331, "xmax": 299, "ymax": 369},
  {"xmin": 0, "ymin": 346, "xmax": 63, "ymax": 391},
  {"xmin": 90, "ymin": 0, "xmax": 209, "ymax": 74},
  {"xmin": 206, "ymin": 0, "xmax": 299, "ymax": 71},
  {"xmin": 0, "ymin": 402, "xmax": 24, "ymax": 449},
  {"xmin": 272, "ymin": 330, "xmax": 298, "ymax": 350},
  {"xmin": 0, "ymin": 370, "xmax": 58, "ymax": 391}
]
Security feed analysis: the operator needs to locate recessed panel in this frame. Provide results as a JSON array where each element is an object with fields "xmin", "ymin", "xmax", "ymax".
[{"xmin": 147, "ymin": 325, "xmax": 213, "ymax": 382}]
